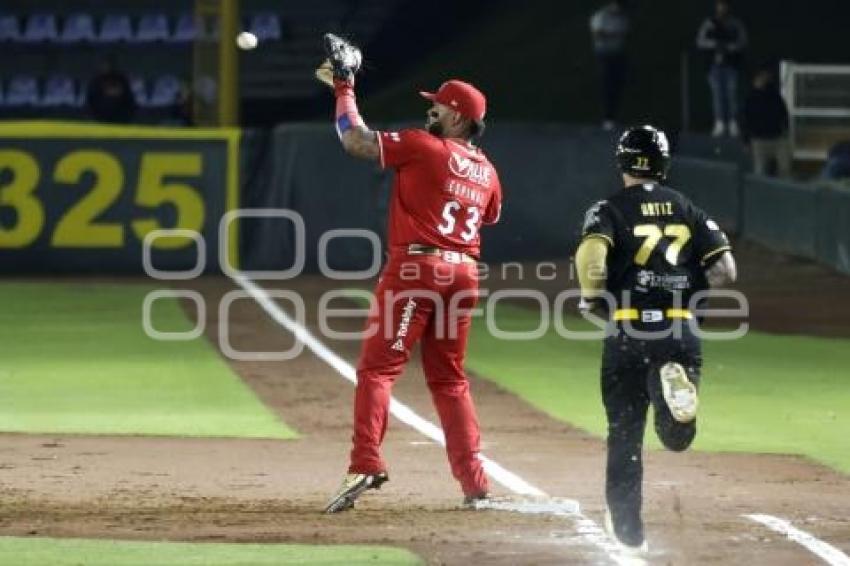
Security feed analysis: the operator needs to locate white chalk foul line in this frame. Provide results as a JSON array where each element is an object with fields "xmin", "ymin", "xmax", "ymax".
[
  {"xmin": 745, "ymin": 514, "xmax": 850, "ymax": 566},
  {"xmin": 233, "ymin": 275, "xmax": 642, "ymax": 565}
]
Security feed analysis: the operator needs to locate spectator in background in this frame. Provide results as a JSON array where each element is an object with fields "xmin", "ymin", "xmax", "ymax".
[
  {"xmin": 820, "ymin": 142, "xmax": 850, "ymax": 183},
  {"xmin": 590, "ymin": 0, "xmax": 630, "ymax": 131},
  {"xmin": 167, "ymin": 82, "xmax": 194, "ymax": 126},
  {"xmin": 696, "ymin": 0, "xmax": 747, "ymax": 138},
  {"xmin": 742, "ymin": 68, "xmax": 791, "ymax": 178},
  {"xmin": 86, "ymin": 58, "xmax": 137, "ymax": 123}
]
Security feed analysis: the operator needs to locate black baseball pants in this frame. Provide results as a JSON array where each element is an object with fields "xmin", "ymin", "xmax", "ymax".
[{"xmin": 600, "ymin": 322, "xmax": 702, "ymax": 546}]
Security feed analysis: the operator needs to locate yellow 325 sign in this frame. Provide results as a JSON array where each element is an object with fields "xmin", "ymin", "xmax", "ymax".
[{"xmin": 0, "ymin": 149, "xmax": 204, "ymax": 249}]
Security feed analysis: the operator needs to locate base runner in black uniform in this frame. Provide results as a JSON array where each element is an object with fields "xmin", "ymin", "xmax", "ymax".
[{"xmin": 575, "ymin": 125, "xmax": 738, "ymax": 554}]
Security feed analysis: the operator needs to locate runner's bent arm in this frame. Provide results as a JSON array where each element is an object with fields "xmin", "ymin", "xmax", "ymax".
[
  {"xmin": 576, "ymin": 236, "xmax": 609, "ymax": 301},
  {"xmin": 705, "ymin": 251, "xmax": 737, "ymax": 287}
]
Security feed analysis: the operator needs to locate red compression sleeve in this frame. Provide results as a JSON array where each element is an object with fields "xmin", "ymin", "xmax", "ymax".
[{"xmin": 334, "ymin": 80, "xmax": 365, "ymax": 139}]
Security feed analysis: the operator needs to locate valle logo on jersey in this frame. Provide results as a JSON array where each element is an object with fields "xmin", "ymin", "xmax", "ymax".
[{"xmin": 448, "ymin": 151, "xmax": 491, "ymax": 187}]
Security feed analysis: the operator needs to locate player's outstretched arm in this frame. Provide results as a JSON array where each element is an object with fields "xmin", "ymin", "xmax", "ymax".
[
  {"xmin": 705, "ymin": 250, "xmax": 737, "ymax": 287},
  {"xmin": 316, "ymin": 34, "xmax": 379, "ymax": 161}
]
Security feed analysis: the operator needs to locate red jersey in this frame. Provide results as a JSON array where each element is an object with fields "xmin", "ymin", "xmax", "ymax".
[{"xmin": 377, "ymin": 128, "xmax": 502, "ymax": 259}]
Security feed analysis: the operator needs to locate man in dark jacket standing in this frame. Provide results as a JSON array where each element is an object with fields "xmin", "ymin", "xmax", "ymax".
[
  {"xmin": 696, "ymin": 0, "xmax": 748, "ymax": 137},
  {"xmin": 742, "ymin": 68, "xmax": 791, "ymax": 178},
  {"xmin": 590, "ymin": 0, "xmax": 631, "ymax": 131},
  {"xmin": 86, "ymin": 58, "xmax": 137, "ymax": 124}
]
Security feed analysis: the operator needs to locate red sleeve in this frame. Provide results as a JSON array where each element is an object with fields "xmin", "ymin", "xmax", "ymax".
[
  {"xmin": 377, "ymin": 128, "xmax": 435, "ymax": 169},
  {"xmin": 483, "ymin": 174, "xmax": 502, "ymax": 225}
]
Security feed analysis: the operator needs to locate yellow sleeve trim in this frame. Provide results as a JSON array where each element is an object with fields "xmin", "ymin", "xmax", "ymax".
[
  {"xmin": 582, "ymin": 233, "xmax": 614, "ymax": 248},
  {"xmin": 701, "ymin": 245, "xmax": 731, "ymax": 266},
  {"xmin": 576, "ymin": 237, "xmax": 609, "ymax": 297}
]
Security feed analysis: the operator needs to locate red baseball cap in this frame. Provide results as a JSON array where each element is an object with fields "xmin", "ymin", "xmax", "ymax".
[{"xmin": 419, "ymin": 80, "xmax": 487, "ymax": 122}]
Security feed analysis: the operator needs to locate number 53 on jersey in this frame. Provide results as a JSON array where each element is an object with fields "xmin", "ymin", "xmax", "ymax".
[{"xmin": 437, "ymin": 200, "xmax": 480, "ymax": 242}]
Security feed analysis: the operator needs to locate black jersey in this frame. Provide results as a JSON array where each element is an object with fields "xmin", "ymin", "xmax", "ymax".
[{"xmin": 580, "ymin": 182, "xmax": 730, "ymax": 311}]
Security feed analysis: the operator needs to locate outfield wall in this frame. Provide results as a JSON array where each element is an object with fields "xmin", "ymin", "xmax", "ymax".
[
  {"xmin": 2, "ymin": 121, "xmax": 848, "ymax": 275},
  {"xmin": 0, "ymin": 121, "xmax": 239, "ymax": 274},
  {"xmin": 239, "ymin": 123, "xmax": 623, "ymax": 271},
  {"xmin": 240, "ymin": 123, "xmax": 850, "ymax": 276}
]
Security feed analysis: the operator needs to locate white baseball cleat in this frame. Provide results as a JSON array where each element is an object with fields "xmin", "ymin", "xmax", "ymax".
[
  {"xmin": 711, "ymin": 120, "xmax": 726, "ymax": 137},
  {"xmin": 660, "ymin": 362, "xmax": 698, "ymax": 423},
  {"xmin": 728, "ymin": 120, "xmax": 740, "ymax": 137},
  {"xmin": 604, "ymin": 508, "xmax": 649, "ymax": 555}
]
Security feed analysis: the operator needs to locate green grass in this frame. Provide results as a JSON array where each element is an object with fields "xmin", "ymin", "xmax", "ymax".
[
  {"xmin": 467, "ymin": 304, "xmax": 850, "ymax": 473},
  {"xmin": 0, "ymin": 283, "xmax": 295, "ymax": 439},
  {"xmin": 0, "ymin": 536, "xmax": 421, "ymax": 566}
]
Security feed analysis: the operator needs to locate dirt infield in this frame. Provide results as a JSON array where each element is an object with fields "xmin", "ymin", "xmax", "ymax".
[{"xmin": 1, "ymin": 242, "xmax": 848, "ymax": 564}]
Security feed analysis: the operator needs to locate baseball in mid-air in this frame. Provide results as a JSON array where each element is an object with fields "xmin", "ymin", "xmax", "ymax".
[{"xmin": 236, "ymin": 31, "xmax": 258, "ymax": 50}]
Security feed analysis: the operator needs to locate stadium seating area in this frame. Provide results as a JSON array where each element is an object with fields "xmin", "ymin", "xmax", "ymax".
[
  {"xmin": 0, "ymin": 0, "xmax": 396, "ymax": 125},
  {"xmin": 0, "ymin": 74, "xmax": 185, "ymax": 109},
  {"xmin": 0, "ymin": 9, "xmax": 281, "ymax": 120},
  {"xmin": 0, "ymin": 11, "xmax": 282, "ymax": 44}
]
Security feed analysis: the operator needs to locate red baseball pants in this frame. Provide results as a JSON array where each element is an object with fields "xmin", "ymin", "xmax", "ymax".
[{"xmin": 348, "ymin": 252, "xmax": 489, "ymax": 497}]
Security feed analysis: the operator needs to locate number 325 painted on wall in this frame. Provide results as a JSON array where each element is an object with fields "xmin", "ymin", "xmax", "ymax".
[{"xmin": 0, "ymin": 150, "xmax": 204, "ymax": 249}]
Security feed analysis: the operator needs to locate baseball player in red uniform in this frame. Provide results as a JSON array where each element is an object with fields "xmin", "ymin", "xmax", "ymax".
[{"xmin": 320, "ymin": 35, "xmax": 502, "ymax": 513}]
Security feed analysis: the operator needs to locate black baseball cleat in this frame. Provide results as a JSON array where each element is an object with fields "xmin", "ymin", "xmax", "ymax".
[
  {"xmin": 604, "ymin": 508, "xmax": 648, "ymax": 555},
  {"xmin": 323, "ymin": 472, "xmax": 389, "ymax": 514},
  {"xmin": 462, "ymin": 492, "xmax": 491, "ymax": 509}
]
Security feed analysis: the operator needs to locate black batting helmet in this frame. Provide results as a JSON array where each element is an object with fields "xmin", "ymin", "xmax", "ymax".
[{"xmin": 615, "ymin": 125, "xmax": 671, "ymax": 180}]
